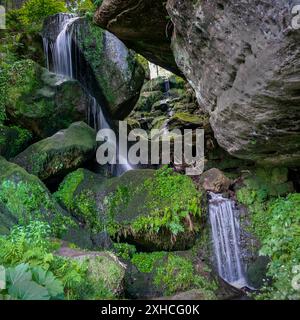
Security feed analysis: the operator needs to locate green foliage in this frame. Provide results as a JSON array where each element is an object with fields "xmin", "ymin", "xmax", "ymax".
[
  {"xmin": 0, "ymin": 222, "xmax": 89, "ymax": 300},
  {"xmin": 255, "ymin": 194, "xmax": 300, "ymax": 300},
  {"xmin": 154, "ymin": 254, "xmax": 217, "ymax": 297},
  {"xmin": 113, "ymin": 243, "xmax": 137, "ymax": 260},
  {"xmin": 55, "ymin": 170, "xmax": 100, "ymax": 233},
  {"xmin": 132, "ymin": 166, "xmax": 202, "ymax": 236},
  {"xmin": 19, "ymin": 0, "xmax": 67, "ymax": 26},
  {"xmin": 238, "ymin": 179, "xmax": 300, "ymax": 300},
  {"xmin": 1, "ymin": 263, "xmax": 64, "ymax": 300},
  {"xmin": 0, "ymin": 178, "xmax": 73, "ymax": 237},
  {"xmin": 55, "ymin": 170, "xmax": 84, "ymax": 211},
  {"xmin": 131, "ymin": 252, "xmax": 166, "ymax": 273}
]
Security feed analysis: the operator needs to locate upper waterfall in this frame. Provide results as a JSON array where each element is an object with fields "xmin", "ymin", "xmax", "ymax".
[{"xmin": 42, "ymin": 13, "xmax": 133, "ymax": 176}]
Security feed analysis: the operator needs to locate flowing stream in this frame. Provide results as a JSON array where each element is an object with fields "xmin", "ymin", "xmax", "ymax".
[
  {"xmin": 43, "ymin": 14, "xmax": 133, "ymax": 176},
  {"xmin": 209, "ymin": 192, "xmax": 248, "ymax": 289}
]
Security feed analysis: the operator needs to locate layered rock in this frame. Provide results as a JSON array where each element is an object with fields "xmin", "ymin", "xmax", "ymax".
[
  {"xmin": 94, "ymin": 0, "xmax": 180, "ymax": 75},
  {"xmin": 95, "ymin": 0, "xmax": 300, "ymax": 166},
  {"xmin": 43, "ymin": 14, "xmax": 145, "ymax": 120},
  {"xmin": 13, "ymin": 122, "xmax": 96, "ymax": 181}
]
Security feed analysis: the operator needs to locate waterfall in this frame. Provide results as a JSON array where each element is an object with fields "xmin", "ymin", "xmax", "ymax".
[
  {"xmin": 52, "ymin": 16, "xmax": 79, "ymax": 78},
  {"xmin": 43, "ymin": 14, "xmax": 133, "ymax": 175},
  {"xmin": 209, "ymin": 192, "xmax": 248, "ymax": 289}
]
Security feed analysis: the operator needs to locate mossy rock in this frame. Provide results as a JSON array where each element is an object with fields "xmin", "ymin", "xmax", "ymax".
[
  {"xmin": 3, "ymin": 60, "xmax": 89, "ymax": 138},
  {"xmin": 57, "ymin": 246, "xmax": 126, "ymax": 299},
  {"xmin": 55, "ymin": 167, "xmax": 205, "ymax": 251},
  {"xmin": 168, "ymin": 112, "xmax": 210, "ymax": 130},
  {"xmin": 241, "ymin": 167, "xmax": 294, "ymax": 197},
  {"xmin": 13, "ymin": 122, "xmax": 96, "ymax": 181},
  {"xmin": 134, "ymin": 91, "xmax": 164, "ymax": 113},
  {"xmin": 0, "ymin": 125, "xmax": 32, "ymax": 159},
  {"xmin": 125, "ymin": 250, "xmax": 217, "ymax": 299},
  {"xmin": 57, "ymin": 16, "xmax": 145, "ymax": 120},
  {"xmin": 0, "ymin": 156, "xmax": 69, "ymax": 234}
]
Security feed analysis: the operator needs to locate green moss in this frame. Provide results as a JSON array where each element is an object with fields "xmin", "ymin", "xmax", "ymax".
[
  {"xmin": 131, "ymin": 166, "xmax": 202, "ymax": 236},
  {"xmin": 55, "ymin": 169, "xmax": 100, "ymax": 234},
  {"xmin": 55, "ymin": 170, "xmax": 85, "ymax": 210},
  {"xmin": 76, "ymin": 254, "xmax": 125, "ymax": 299},
  {"xmin": 0, "ymin": 125, "xmax": 32, "ymax": 158},
  {"xmin": 0, "ymin": 157, "xmax": 75, "ymax": 237},
  {"xmin": 131, "ymin": 252, "xmax": 167, "ymax": 273},
  {"xmin": 113, "ymin": 243, "xmax": 137, "ymax": 260},
  {"xmin": 171, "ymin": 112, "xmax": 208, "ymax": 125},
  {"xmin": 154, "ymin": 254, "xmax": 217, "ymax": 297}
]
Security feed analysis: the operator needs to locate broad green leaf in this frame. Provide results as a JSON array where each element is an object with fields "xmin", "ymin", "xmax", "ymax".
[
  {"xmin": 8, "ymin": 280, "xmax": 50, "ymax": 300},
  {"xmin": 6, "ymin": 263, "xmax": 31, "ymax": 285}
]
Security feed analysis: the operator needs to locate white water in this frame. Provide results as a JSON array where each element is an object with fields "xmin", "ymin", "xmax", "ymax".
[
  {"xmin": 43, "ymin": 14, "xmax": 133, "ymax": 175},
  {"xmin": 52, "ymin": 15, "xmax": 79, "ymax": 78},
  {"xmin": 209, "ymin": 192, "xmax": 248, "ymax": 289}
]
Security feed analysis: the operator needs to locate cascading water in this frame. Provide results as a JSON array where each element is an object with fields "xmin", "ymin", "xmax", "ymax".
[
  {"xmin": 209, "ymin": 192, "xmax": 248, "ymax": 289},
  {"xmin": 43, "ymin": 14, "xmax": 133, "ymax": 175},
  {"xmin": 52, "ymin": 15, "xmax": 79, "ymax": 78}
]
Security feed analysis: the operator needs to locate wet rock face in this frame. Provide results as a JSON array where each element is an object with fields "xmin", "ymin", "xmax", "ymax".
[
  {"xmin": 94, "ymin": 0, "xmax": 181, "ymax": 75},
  {"xmin": 43, "ymin": 15, "xmax": 145, "ymax": 120},
  {"xmin": 167, "ymin": 0, "xmax": 300, "ymax": 166}
]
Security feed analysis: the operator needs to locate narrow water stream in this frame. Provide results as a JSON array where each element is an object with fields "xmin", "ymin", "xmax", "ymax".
[{"xmin": 209, "ymin": 192, "xmax": 249, "ymax": 289}]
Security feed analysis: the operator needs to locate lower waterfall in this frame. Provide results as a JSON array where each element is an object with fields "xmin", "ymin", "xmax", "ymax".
[{"xmin": 209, "ymin": 192, "xmax": 248, "ymax": 289}]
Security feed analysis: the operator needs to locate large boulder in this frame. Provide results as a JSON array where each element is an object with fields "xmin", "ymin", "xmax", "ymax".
[
  {"xmin": 57, "ymin": 246, "xmax": 126, "ymax": 299},
  {"xmin": 0, "ymin": 156, "xmax": 70, "ymax": 235},
  {"xmin": 167, "ymin": 0, "xmax": 300, "ymax": 166},
  {"xmin": 55, "ymin": 168, "xmax": 205, "ymax": 251},
  {"xmin": 43, "ymin": 14, "xmax": 145, "ymax": 120},
  {"xmin": 3, "ymin": 59, "xmax": 89, "ymax": 138},
  {"xmin": 94, "ymin": 0, "xmax": 180, "ymax": 75},
  {"xmin": 96, "ymin": 0, "xmax": 300, "ymax": 166},
  {"xmin": 124, "ymin": 250, "xmax": 217, "ymax": 299},
  {"xmin": 0, "ymin": 156, "xmax": 101, "ymax": 249},
  {"xmin": 13, "ymin": 122, "xmax": 96, "ymax": 181}
]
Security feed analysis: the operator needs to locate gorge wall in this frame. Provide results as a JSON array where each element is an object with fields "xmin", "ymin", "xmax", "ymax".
[{"xmin": 95, "ymin": 0, "xmax": 300, "ymax": 167}]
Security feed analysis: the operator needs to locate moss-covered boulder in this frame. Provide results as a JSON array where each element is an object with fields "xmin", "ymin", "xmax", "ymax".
[
  {"xmin": 0, "ymin": 156, "xmax": 98, "ymax": 249},
  {"xmin": 124, "ymin": 250, "xmax": 217, "ymax": 299},
  {"xmin": 13, "ymin": 122, "xmax": 96, "ymax": 181},
  {"xmin": 3, "ymin": 59, "xmax": 89, "ymax": 138},
  {"xmin": 43, "ymin": 15, "xmax": 145, "ymax": 120},
  {"xmin": 57, "ymin": 246, "xmax": 126, "ymax": 299},
  {"xmin": 128, "ymin": 90, "xmax": 164, "ymax": 114},
  {"xmin": 0, "ymin": 156, "xmax": 71, "ymax": 234},
  {"xmin": 55, "ymin": 167, "xmax": 205, "ymax": 251},
  {"xmin": 0, "ymin": 125, "xmax": 32, "ymax": 159}
]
